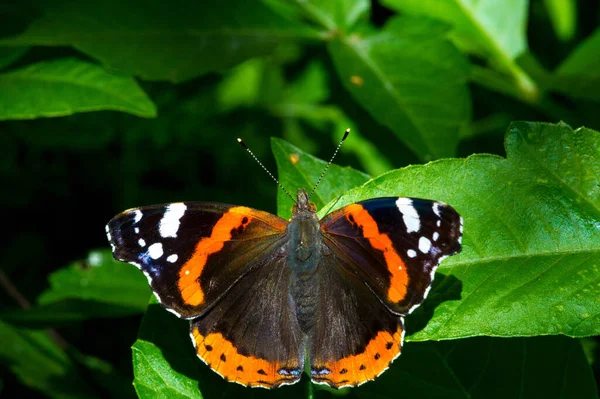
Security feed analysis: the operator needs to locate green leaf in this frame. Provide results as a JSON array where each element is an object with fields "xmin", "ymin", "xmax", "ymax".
[
  {"xmin": 38, "ymin": 249, "xmax": 150, "ymax": 313},
  {"xmin": 328, "ymin": 16, "xmax": 471, "ymax": 160},
  {"xmin": 266, "ymin": 60, "xmax": 392, "ymax": 176},
  {"xmin": 271, "ymin": 137, "xmax": 370, "ymax": 219},
  {"xmin": 382, "ymin": 0, "xmax": 539, "ymax": 104},
  {"xmin": 132, "ymin": 298, "xmax": 310, "ymax": 399},
  {"xmin": 292, "ymin": 0, "xmax": 370, "ymax": 31},
  {"xmin": 0, "ymin": 321, "xmax": 98, "ymax": 398},
  {"xmin": 0, "ymin": 58, "xmax": 157, "ymax": 120},
  {"xmin": 0, "ymin": 0, "xmax": 321, "ymax": 82},
  {"xmin": 553, "ymin": 28, "xmax": 600, "ymax": 101},
  {"xmin": 313, "ymin": 121, "xmax": 600, "ymax": 340},
  {"xmin": 382, "ymin": 0, "xmax": 529, "ymax": 61},
  {"xmin": 543, "ymin": 0, "xmax": 576, "ymax": 42},
  {"xmin": 0, "ymin": 46, "xmax": 27, "ymax": 70}
]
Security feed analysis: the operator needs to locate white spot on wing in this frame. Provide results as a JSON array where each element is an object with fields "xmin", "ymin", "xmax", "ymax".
[
  {"xmin": 148, "ymin": 243, "xmax": 164, "ymax": 259},
  {"xmin": 138, "ymin": 238, "xmax": 146, "ymax": 247},
  {"xmin": 133, "ymin": 210, "xmax": 143, "ymax": 223},
  {"xmin": 134, "ymin": 227, "xmax": 140, "ymax": 234},
  {"xmin": 418, "ymin": 236, "xmax": 431, "ymax": 253},
  {"xmin": 167, "ymin": 254, "xmax": 178, "ymax": 263},
  {"xmin": 128, "ymin": 261, "xmax": 142, "ymax": 270},
  {"xmin": 159, "ymin": 203, "xmax": 187, "ymax": 238},
  {"xmin": 407, "ymin": 249, "xmax": 417, "ymax": 258},
  {"xmin": 395, "ymin": 198, "xmax": 420, "ymax": 233},
  {"xmin": 432, "ymin": 232, "xmax": 439, "ymax": 241},
  {"xmin": 436, "ymin": 220, "xmax": 441, "ymax": 227},
  {"xmin": 432, "ymin": 202, "xmax": 442, "ymax": 217}
]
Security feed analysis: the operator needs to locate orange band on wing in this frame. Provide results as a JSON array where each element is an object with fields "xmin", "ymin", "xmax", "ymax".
[
  {"xmin": 344, "ymin": 204, "xmax": 408, "ymax": 303},
  {"xmin": 312, "ymin": 324, "xmax": 403, "ymax": 388},
  {"xmin": 191, "ymin": 328, "xmax": 300, "ymax": 388},
  {"xmin": 178, "ymin": 207, "xmax": 252, "ymax": 306}
]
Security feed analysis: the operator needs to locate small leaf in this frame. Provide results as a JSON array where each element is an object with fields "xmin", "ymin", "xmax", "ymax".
[
  {"xmin": 38, "ymin": 249, "xmax": 150, "ymax": 313},
  {"xmin": 553, "ymin": 28, "xmax": 600, "ymax": 101},
  {"xmin": 0, "ymin": 58, "xmax": 157, "ymax": 120},
  {"xmin": 0, "ymin": 321, "xmax": 97, "ymax": 398},
  {"xmin": 0, "ymin": 0, "xmax": 321, "ymax": 82},
  {"xmin": 292, "ymin": 0, "xmax": 370, "ymax": 31},
  {"xmin": 317, "ymin": 122, "xmax": 600, "ymax": 340},
  {"xmin": 383, "ymin": 0, "xmax": 529, "ymax": 61},
  {"xmin": 271, "ymin": 137, "xmax": 369, "ymax": 219},
  {"xmin": 543, "ymin": 0, "xmax": 577, "ymax": 42},
  {"xmin": 328, "ymin": 16, "xmax": 471, "ymax": 160}
]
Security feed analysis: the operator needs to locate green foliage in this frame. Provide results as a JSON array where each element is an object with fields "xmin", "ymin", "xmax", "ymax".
[
  {"xmin": 1, "ymin": 1, "xmax": 599, "ymax": 398},
  {"xmin": 0, "ymin": 58, "xmax": 156, "ymax": 119}
]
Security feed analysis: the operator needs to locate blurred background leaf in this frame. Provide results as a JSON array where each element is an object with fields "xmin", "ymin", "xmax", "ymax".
[{"xmin": 0, "ymin": 58, "xmax": 157, "ymax": 120}]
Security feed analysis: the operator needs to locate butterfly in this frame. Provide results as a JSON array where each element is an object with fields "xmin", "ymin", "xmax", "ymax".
[{"xmin": 106, "ymin": 133, "xmax": 463, "ymax": 389}]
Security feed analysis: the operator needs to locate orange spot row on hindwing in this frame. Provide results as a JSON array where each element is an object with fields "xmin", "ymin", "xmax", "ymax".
[
  {"xmin": 314, "ymin": 325, "xmax": 403, "ymax": 387},
  {"xmin": 192, "ymin": 328, "xmax": 298, "ymax": 387}
]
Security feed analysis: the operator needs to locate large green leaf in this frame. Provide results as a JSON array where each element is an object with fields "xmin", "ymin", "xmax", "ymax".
[
  {"xmin": 553, "ymin": 28, "xmax": 600, "ymax": 101},
  {"xmin": 277, "ymin": 122, "xmax": 600, "ymax": 340},
  {"xmin": 382, "ymin": 0, "xmax": 529, "ymax": 61},
  {"xmin": 0, "ymin": 0, "xmax": 320, "ymax": 82},
  {"xmin": 328, "ymin": 16, "xmax": 471, "ymax": 160},
  {"xmin": 0, "ymin": 58, "xmax": 156, "ymax": 120},
  {"xmin": 271, "ymin": 137, "xmax": 370, "ymax": 220},
  {"xmin": 0, "ymin": 321, "xmax": 97, "ymax": 398}
]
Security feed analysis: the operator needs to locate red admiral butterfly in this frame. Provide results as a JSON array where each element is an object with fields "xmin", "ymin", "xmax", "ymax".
[{"xmin": 106, "ymin": 132, "xmax": 463, "ymax": 389}]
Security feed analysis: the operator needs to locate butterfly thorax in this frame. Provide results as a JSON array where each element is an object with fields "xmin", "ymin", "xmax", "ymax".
[
  {"xmin": 288, "ymin": 188, "xmax": 321, "ymax": 276},
  {"xmin": 288, "ymin": 188, "xmax": 323, "ymax": 333}
]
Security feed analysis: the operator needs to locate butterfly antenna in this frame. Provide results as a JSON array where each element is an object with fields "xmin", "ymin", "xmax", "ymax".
[
  {"xmin": 237, "ymin": 138, "xmax": 296, "ymax": 203},
  {"xmin": 308, "ymin": 128, "xmax": 350, "ymax": 200}
]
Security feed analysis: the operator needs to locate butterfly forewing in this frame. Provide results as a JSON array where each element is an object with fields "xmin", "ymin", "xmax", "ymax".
[
  {"xmin": 106, "ymin": 202, "xmax": 288, "ymax": 319},
  {"xmin": 320, "ymin": 197, "xmax": 463, "ymax": 315}
]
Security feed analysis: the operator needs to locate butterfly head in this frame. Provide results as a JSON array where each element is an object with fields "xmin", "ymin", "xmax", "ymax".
[{"xmin": 292, "ymin": 188, "xmax": 317, "ymax": 218}]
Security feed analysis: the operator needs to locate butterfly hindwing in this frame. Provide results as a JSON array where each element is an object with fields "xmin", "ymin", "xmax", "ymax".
[
  {"xmin": 106, "ymin": 202, "xmax": 288, "ymax": 318},
  {"xmin": 309, "ymin": 254, "xmax": 404, "ymax": 388},
  {"xmin": 320, "ymin": 197, "xmax": 463, "ymax": 315},
  {"xmin": 190, "ymin": 252, "xmax": 305, "ymax": 388}
]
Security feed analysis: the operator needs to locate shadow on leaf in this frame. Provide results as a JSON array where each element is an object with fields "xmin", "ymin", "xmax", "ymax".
[{"xmin": 404, "ymin": 273, "xmax": 462, "ymax": 337}]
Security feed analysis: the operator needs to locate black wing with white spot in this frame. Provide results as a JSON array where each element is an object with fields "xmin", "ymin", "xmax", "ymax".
[
  {"xmin": 320, "ymin": 197, "xmax": 462, "ymax": 316},
  {"xmin": 106, "ymin": 202, "xmax": 289, "ymax": 319}
]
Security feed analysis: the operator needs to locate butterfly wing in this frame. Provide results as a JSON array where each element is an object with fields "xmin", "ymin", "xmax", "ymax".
[
  {"xmin": 320, "ymin": 197, "xmax": 463, "ymax": 315},
  {"xmin": 190, "ymin": 253, "xmax": 305, "ymax": 388},
  {"xmin": 106, "ymin": 202, "xmax": 288, "ymax": 319},
  {"xmin": 309, "ymin": 254, "xmax": 404, "ymax": 388}
]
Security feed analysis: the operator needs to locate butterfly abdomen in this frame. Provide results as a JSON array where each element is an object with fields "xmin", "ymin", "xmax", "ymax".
[{"xmin": 286, "ymin": 215, "xmax": 323, "ymax": 334}]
